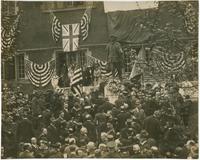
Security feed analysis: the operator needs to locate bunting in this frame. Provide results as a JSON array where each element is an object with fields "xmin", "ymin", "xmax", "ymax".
[
  {"xmin": 152, "ymin": 46, "xmax": 186, "ymax": 74},
  {"xmin": 80, "ymin": 6, "xmax": 92, "ymax": 41},
  {"xmin": 50, "ymin": 12, "xmax": 61, "ymax": 42},
  {"xmin": 1, "ymin": 14, "xmax": 21, "ymax": 55},
  {"xmin": 25, "ymin": 59, "xmax": 55, "ymax": 87},
  {"xmin": 86, "ymin": 55, "xmax": 118, "ymax": 77}
]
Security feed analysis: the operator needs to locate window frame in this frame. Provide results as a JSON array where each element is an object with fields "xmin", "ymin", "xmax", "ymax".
[
  {"xmin": 1, "ymin": 60, "xmax": 5, "ymax": 80},
  {"xmin": 15, "ymin": 52, "xmax": 27, "ymax": 80}
]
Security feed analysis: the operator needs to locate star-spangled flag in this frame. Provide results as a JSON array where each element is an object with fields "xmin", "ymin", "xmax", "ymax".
[{"xmin": 62, "ymin": 23, "xmax": 80, "ymax": 52}]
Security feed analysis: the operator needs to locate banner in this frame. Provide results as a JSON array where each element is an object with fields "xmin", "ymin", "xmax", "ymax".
[{"xmin": 104, "ymin": 1, "xmax": 158, "ymax": 13}]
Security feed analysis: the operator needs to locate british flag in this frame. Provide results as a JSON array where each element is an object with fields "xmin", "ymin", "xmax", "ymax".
[{"xmin": 62, "ymin": 23, "xmax": 80, "ymax": 52}]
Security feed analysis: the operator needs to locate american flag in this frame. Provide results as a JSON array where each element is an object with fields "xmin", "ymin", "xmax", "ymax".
[
  {"xmin": 70, "ymin": 67, "xmax": 83, "ymax": 97},
  {"xmin": 50, "ymin": 12, "xmax": 61, "ymax": 42},
  {"xmin": 80, "ymin": 6, "xmax": 92, "ymax": 41}
]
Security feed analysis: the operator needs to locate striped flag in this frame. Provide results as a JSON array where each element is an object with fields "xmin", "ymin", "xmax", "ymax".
[
  {"xmin": 80, "ymin": 6, "xmax": 92, "ymax": 41},
  {"xmin": 70, "ymin": 67, "xmax": 83, "ymax": 97},
  {"xmin": 50, "ymin": 12, "xmax": 61, "ymax": 42}
]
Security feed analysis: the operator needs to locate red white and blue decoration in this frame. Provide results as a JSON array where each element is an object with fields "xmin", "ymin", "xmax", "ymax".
[
  {"xmin": 25, "ymin": 59, "xmax": 55, "ymax": 87},
  {"xmin": 50, "ymin": 12, "xmax": 61, "ymax": 42},
  {"xmin": 152, "ymin": 46, "xmax": 186, "ymax": 74},
  {"xmin": 80, "ymin": 6, "xmax": 92, "ymax": 41}
]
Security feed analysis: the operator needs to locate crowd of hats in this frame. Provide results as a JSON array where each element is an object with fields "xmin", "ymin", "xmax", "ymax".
[{"xmin": 1, "ymin": 79, "xmax": 198, "ymax": 158}]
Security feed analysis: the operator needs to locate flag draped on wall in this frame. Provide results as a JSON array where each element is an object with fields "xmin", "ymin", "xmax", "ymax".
[
  {"xmin": 80, "ymin": 6, "xmax": 92, "ymax": 41},
  {"xmin": 62, "ymin": 23, "xmax": 80, "ymax": 52},
  {"xmin": 70, "ymin": 67, "xmax": 83, "ymax": 97},
  {"xmin": 1, "ymin": 13, "xmax": 21, "ymax": 55},
  {"xmin": 25, "ymin": 59, "xmax": 55, "ymax": 87},
  {"xmin": 50, "ymin": 12, "xmax": 61, "ymax": 42}
]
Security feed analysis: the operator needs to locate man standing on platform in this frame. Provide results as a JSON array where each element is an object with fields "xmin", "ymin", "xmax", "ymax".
[{"xmin": 106, "ymin": 35, "xmax": 124, "ymax": 80}]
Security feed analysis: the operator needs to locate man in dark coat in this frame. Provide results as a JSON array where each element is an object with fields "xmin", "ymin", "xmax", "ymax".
[
  {"xmin": 106, "ymin": 35, "xmax": 124, "ymax": 79},
  {"xmin": 47, "ymin": 121, "xmax": 60, "ymax": 143},
  {"xmin": 116, "ymin": 106, "xmax": 131, "ymax": 130},
  {"xmin": 180, "ymin": 95, "xmax": 192, "ymax": 126},
  {"xmin": 16, "ymin": 115, "xmax": 34, "ymax": 143},
  {"xmin": 83, "ymin": 115, "xmax": 97, "ymax": 142},
  {"xmin": 143, "ymin": 110, "xmax": 162, "ymax": 141},
  {"xmin": 97, "ymin": 98, "xmax": 114, "ymax": 113}
]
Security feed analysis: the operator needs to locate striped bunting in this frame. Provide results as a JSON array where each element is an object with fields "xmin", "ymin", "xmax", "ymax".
[
  {"xmin": 1, "ymin": 14, "xmax": 20, "ymax": 53},
  {"xmin": 80, "ymin": 6, "xmax": 92, "ymax": 41},
  {"xmin": 86, "ymin": 55, "xmax": 118, "ymax": 77},
  {"xmin": 50, "ymin": 12, "xmax": 61, "ymax": 42},
  {"xmin": 152, "ymin": 46, "xmax": 186, "ymax": 73},
  {"xmin": 98, "ymin": 61, "xmax": 118, "ymax": 77},
  {"xmin": 70, "ymin": 67, "xmax": 83, "ymax": 97},
  {"xmin": 25, "ymin": 59, "xmax": 55, "ymax": 87}
]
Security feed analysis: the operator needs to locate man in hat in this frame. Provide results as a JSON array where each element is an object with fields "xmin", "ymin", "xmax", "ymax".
[
  {"xmin": 130, "ymin": 144, "xmax": 142, "ymax": 158},
  {"xmin": 16, "ymin": 114, "xmax": 34, "ymax": 143},
  {"xmin": 83, "ymin": 115, "xmax": 96, "ymax": 142},
  {"xmin": 87, "ymin": 141, "xmax": 96, "ymax": 158},
  {"xmin": 143, "ymin": 110, "xmax": 162, "ymax": 141},
  {"xmin": 47, "ymin": 121, "xmax": 59, "ymax": 143},
  {"xmin": 18, "ymin": 143, "xmax": 34, "ymax": 158},
  {"xmin": 106, "ymin": 141, "xmax": 120, "ymax": 158},
  {"xmin": 117, "ymin": 105, "xmax": 131, "ymax": 130},
  {"xmin": 106, "ymin": 35, "xmax": 124, "ymax": 79}
]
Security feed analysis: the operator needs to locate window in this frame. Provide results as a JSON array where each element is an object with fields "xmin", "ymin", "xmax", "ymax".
[
  {"xmin": 1, "ymin": 60, "xmax": 5, "ymax": 80},
  {"xmin": 78, "ymin": 51, "xmax": 86, "ymax": 67},
  {"xmin": 16, "ymin": 54, "xmax": 25, "ymax": 79},
  {"xmin": 67, "ymin": 53, "xmax": 77, "ymax": 66}
]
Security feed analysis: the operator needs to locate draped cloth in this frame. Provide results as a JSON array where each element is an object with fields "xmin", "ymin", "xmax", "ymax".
[{"xmin": 106, "ymin": 10, "xmax": 154, "ymax": 43}]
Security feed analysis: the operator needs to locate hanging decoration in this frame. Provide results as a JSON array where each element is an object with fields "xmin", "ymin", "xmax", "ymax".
[
  {"xmin": 25, "ymin": 59, "xmax": 55, "ymax": 87},
  {"xmin": 1, "ymin": 12, "xmax": 21, "ymax": 59},
  {"xmin": 152, "ymin": 46, "xmax": 186, "ymax": 74}
]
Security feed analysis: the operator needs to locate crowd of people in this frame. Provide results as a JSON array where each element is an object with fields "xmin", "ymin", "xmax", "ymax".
[{"xmin": 1, "ymin": 76, "xmax": 198, "ymax": 158}]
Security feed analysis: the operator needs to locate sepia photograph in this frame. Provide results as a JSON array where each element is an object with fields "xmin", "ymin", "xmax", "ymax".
[{"xmin": 1, "ymin": 0, "xmax": 198, "ymax": 159}]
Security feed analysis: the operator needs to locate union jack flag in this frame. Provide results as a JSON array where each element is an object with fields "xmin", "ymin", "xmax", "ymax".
[{"xmin": 62, "ymin": 23, "xmax": 80, "ymax": 52}]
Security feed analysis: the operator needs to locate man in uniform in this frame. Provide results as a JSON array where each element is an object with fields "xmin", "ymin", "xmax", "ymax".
[{"xmin": 106, "ymin": 35, "xmax": 124, "ymax": 79}]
